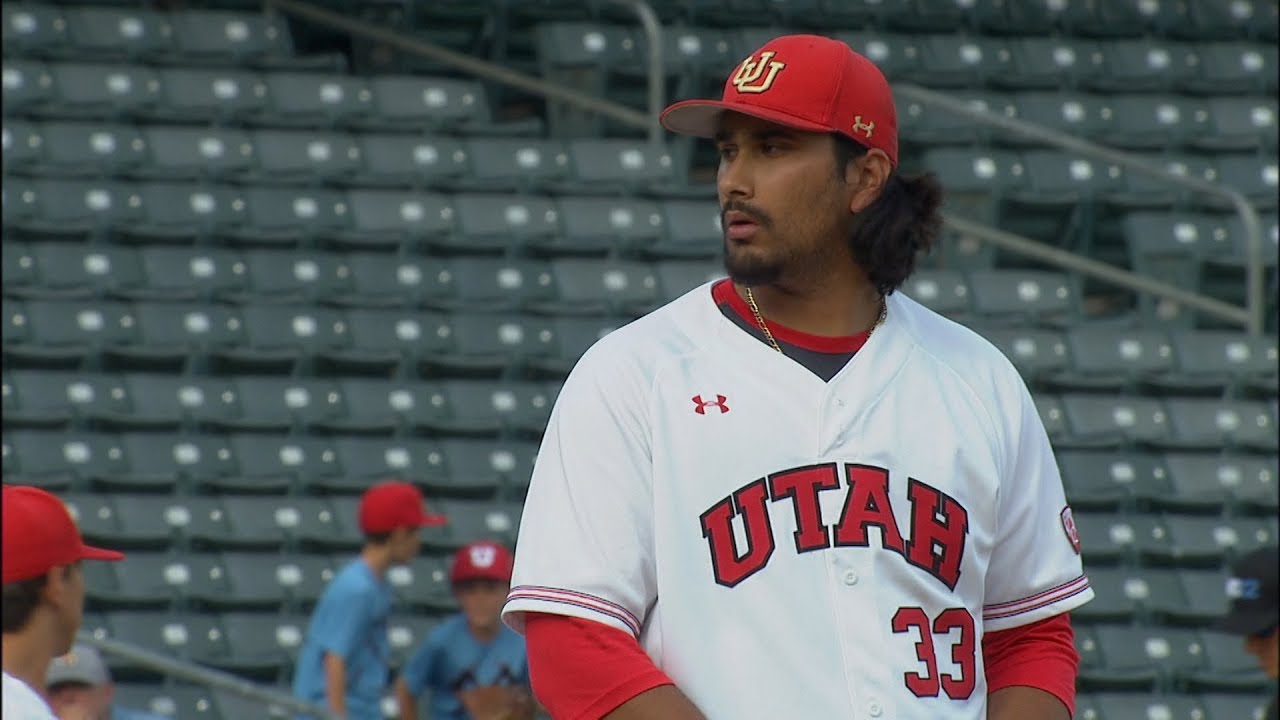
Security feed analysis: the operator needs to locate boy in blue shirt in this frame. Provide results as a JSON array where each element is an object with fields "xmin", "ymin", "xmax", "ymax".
[
  {"xmin": 294, "ymin": 481, "xmax": 446, "ymax": 720},
  {"xmin": 394, "ymin": 541, "xmax": 533, "ymax": 720}
]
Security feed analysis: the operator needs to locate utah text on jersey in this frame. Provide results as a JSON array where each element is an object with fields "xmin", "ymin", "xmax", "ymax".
[{"xmin": 504, "ymin": 284, "xmax": 1093, "ymax": 720}]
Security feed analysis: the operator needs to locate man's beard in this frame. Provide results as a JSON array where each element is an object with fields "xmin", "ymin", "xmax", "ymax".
[{"xmin": 722, "ymin": 241, "xmax": 783, "ymax": 286}]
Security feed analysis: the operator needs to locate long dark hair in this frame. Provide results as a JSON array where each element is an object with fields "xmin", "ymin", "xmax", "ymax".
[{"xmin": 834, "ymin": 134, "xmax": 944, "ymax": 297}]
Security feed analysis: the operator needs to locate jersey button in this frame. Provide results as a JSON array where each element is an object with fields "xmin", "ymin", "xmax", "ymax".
[
  {"xmin": 867, "ymin": 700, "xmax": 883, "ymax": 717},
  {"xmin": 843, "ymin": 570, "xmax": 858, "ymax": 585}
]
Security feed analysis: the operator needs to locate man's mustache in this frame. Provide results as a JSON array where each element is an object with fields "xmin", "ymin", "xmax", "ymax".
[{"xmin": 720, "ymin": 202, "xmax": 773, "ymax": 230}]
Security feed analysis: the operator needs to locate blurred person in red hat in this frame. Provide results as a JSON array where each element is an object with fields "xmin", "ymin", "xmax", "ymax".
[
  {"xmin": 3, "ymin": 485, "xmax": 123, "ymax": 720},
  {"xmin": 292, "ymin": 481, "xmax": 445, "ymax": 720},
  {"xmin": 393, "ymin": 540, "xmax": 533, "ymax": 720}
]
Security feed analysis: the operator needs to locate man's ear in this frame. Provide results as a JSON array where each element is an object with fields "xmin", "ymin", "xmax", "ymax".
[{"xmin": 846, "ymin": 149, "xmax": 893, "ymax": 214}]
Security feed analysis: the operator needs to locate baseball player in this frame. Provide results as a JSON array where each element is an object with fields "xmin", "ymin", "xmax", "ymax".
[
  {"xmin": 393, "ymin": 540, "xmax": 533, "ymax": 720},
  {"xmin": 293, "ymin": 481, "xmax": 446, "ymax": 720},
  {"xmin": 1211, "ymin": 546, "xmax": 1278, "ymax": 720},
  {"xmin": 502, "ymin": 34, "xmax": 1093, "ymax": 720},
  {"xmin": 46, "ymin": 643, "xmax": 168, "ymax": 720},
  {"xmin": 3, "ymin": 485, "xmax": 124, "ymax": 720}
]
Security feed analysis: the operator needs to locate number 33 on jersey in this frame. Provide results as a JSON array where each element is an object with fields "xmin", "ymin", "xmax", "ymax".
[{"xmin": 502, "ymin": 288, "xmax": 1093, "ymax": 720}]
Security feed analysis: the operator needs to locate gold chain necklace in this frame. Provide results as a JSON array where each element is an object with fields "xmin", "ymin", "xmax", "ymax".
[{"xmin": 743, "ymin": 287, "xmax": 887, "ymax": 355}]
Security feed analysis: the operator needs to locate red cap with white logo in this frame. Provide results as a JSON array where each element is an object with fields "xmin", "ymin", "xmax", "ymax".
[
  {"xmin": 660, "ymin": 34, "xmax": 899, "ymax": 166},
  {"xmin": 449, "ymin": 540, "xmax": 515, "ymax": 584}
]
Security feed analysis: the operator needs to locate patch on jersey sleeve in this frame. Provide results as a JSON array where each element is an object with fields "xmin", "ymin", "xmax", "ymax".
[{"xmin": 1060, "ymin": 506, "xmax": 1081, "ymax": 555}]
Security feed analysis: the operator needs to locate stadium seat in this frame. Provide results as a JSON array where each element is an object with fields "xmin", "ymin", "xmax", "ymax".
[
  {"xmin": 336, "ymin": 189, "xmax": 456, "ymax": 250},
  {"xmin": 897, "ymin": 90, "xmax": 1017, "ymax": 146},
  {"xmin": 836, "ymin": 32, "xmax": 922, "ymax": 82},
  {"xmin": 12, "ymin": 178, "xmax": 142, "ymax": 242},
  {"xmin": 1185, "ymin": 630, "xmax": 1273, "ymax": 691},
  {"xmin": 252, "ymin": 71, "xmax": 372, "ymax": 128},
  {"xmin": 1181, "ymin": 41, "xmax": 1277, "ymax": 95},
  {"xmin": 126, "ymin": 183, "xmax": 248, "ymax": 245},
  {"xmin": 2, "ymin": 4, "xmax": 68, "ymax": 58},
  {"xmin": 112, "ymin": 494, "xmax": 229, "ymax": 551},
  {"xmin": 970, "ymin": 326, "xmax": 1068, "ymax": 383},
  {"xmin": 214, "ymin": 499, "xmax": 313, "ymax": 552},
  {"xmin": 153, "ymin": 66, "xmax": 268, "ymax": 123},
  {"xmin": 103, "ymin": 552, "xmax": 230, "ymax": 610},
  {"xmin": 2, "ymin": 118, "xmax": 42, "ymax": 175},
  {"xmin": 321, "ymin": 308, "xmax": 450, "ymax": 375},
  {"xmin": 966, "ymin": 270, "xmax": 1077, "ymax": 327},
  {"xmin": 213, "ymin": 303, "xmax": 347, "ymax": 373},
  {"xmin": 1031, "ymin": 394, "xmax": 1069, "ymax": 444},
  {"xmin": 425, "ymin": 439, "xmax": 538, "ymax": 499},
  {"xmin": 902, "ymin": 270, "xmax": 972, "ymax": 319},
  {"xmin": 1162, "ymin": 453, "xmax": 1279, "ymax": 515},
  {"xmin": 1057, "ymin": 394, "xmax": 1170, "ymax": 449},
  {"xmin": 1154, "ymin": 329, "xmax": 1279, "ymax": 394},
  {"xmin": 221, "ymin": 553, "xmax": 335, "ymax": 611},
  {"xmin": 1, "ymin": 59, "xmax": 56, "ymax": 112},
  {"xmin": 1007, "ymin": 92, "xmax": 1111, "ymax": 145},
  {"xmin": 912, "ymin": 35, "xmax": 1011, "ymax": 88},
  {"xmin": 461, "ymin": 136, "xmax": 568, "ymax": 193},
  {"xmin": 1049, "ymin": 326, "xmax": 1174, "ymax": 391},
  {"xmin": 1087, "ymin": 38, "xmax": 1198, "ymax": 93},
  {"xmin": 323, "ymin": 436, "xmax": 438, "ymax": 494},
  {"xmin": 360, "ymin": 75, "xmax": 488, "ymax": 132},
  {"xmin": 1070, "ymin": 511, "xmax": 1166, "ymax": 565},
  {"xmin": 451, "ymin": 193, "xmax": 561, "ymax": 252},
  {"xmin": 1160, "ymin": 398, "xmax": 1278, "ymax": 451},
  {"xmin": 209, "ymin": 377, "xmax": 343, "ymax": 433},
  {"xmin": 318, "ymin": 378, "xmax": 442, "ymax": 435},
  {"xmin": 1102, "ymin": 94, "xmax": 1207, "ymax": 151},
  {"xmin": 423, "ymin": 312, "xmax": 558, "ymax": 375},
  {"xmin": 1149, "ymin": 514, "xmax": 1279, "ymax": 567},
  {"xmin": 412, "ymin": 380, "xmax": 557, "ymax": 437},
  {"xmin": 920, "ymin": 147, "xmax": 1023, "ymax": 224},
  {"xmin": 217, "ymin": 613, "xmax": 307, "ymax": 682},
  {"xmin": 1198, "ymin": 693, "xmax": 1275, "ymax": 720},
  {"xmin": 35, "ymin": 121, "xmax": 148, "ymax": 177},
  {"xmin": 135, "ymin": 125, "xmax": 255, "ymax": 181},
  {"xmin": 6, "ymin": 434, "xmax": 127, "ymax": 492},
  {"xmin": 386, "ymin": 556, "xmax": 457, "ymax": 612},
  {"xmin": 998, "ymin": 37, "xmax": 1105, "ymax": 90},
  {"xmin": 222, "ymin": 434, "xmax": 342, "ymax": 495},
  {"xmin": 231, "ymin": 249, "xmax": 349, "ymax": 303},
  {"xmin": 7, "ymin": 299, "xmax": 137, "ymax": 368},
  {"xmin": 3, "ymin": 370, "xmax": 117, "ymax": 429},
  {"xmin": 1079, "ymin": 625, "xmax": 1205, "ymax": 691},
  {"xmin": 553, "ymin": 196, "xmax": 664, "ymax": 255},
  {"xmin": 46, "ymin": 62, "xmax": 162, "ymax": 118},
  {"xmin": 1196, "ymin": 96, "xmax": 1279, "ymax": 151},
  {"xmin": 351, "ymin": 132, "xmax": 469, "ymax": 189},
  {"xmin": 1088, "ymin": 692, "xmax": 1201, "ymax": 720},
  {"xmin": 106, "ymin": 432, "xmax": 234, "ymax": 492},
  {"xmin": 1071, "ymin": 567, "xmax": 1169, "ymax": 625},
  {"xmin": 330, "ymin": 254, "xmax": 453, "ymax": 308},
  {"xmin": 421, "ymin": 498, "xmax": 523, "ymax": 552},
  {"xmin": 1055, "ymin": 450, "xmax": 1170, "ymax": 510},
  {"xmin": 561, "ymin": 138, "xmax": 677, "ymax": 194},
  {"xmin": 111, "ymin": 684, "xmax": 217, "ymax": 719},
  {"xmin": 1011, "ymin": 150, "xmax": 1124, "ymax": 208},
  {"xmin": 107, "ymin": 612, "xmax": 230, "ymax": 670},
  {"xmin": 22, "ymin": 243, "xmax": 143, "ymax": 300},
  {"xmin": 63, "ymin": 6, "xmax": 173, "ymax": 61},
  {"xmin": 165, "ymin": 10, "xmax": 339, "ymax": 71},
  {"xmin": 529, "ymin": 316, "xmax": 623, "ymax": 377},
  {"xmin": 531, "ymin": 258, "xmax": 659, "ymax": 317},
  {"xmin": 1212, "ymin": 154, "xmax": 1278, "ymax": 210},
  {"xmin": 246, "ymin": 128, "xmax": 361, "ymax": 184},
  {"xmin": 654, "ymin": 199, "xmax": 721, "ymax": 258},
  {"xmin": 122, "ymin": 304, "xmax": 245, "ymax": 370}
]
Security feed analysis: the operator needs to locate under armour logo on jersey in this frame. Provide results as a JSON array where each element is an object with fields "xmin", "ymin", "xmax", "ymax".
[{"xmin": 692, "ymin": 394, "xmax": 730, "ymax": 414}]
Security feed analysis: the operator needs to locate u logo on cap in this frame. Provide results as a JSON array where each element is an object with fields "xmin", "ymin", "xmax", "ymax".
[{"xmin": 732, "ymin": 51, "xmax": 786, "ymax": 94}]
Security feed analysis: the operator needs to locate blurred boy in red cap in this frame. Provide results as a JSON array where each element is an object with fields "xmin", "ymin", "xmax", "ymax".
[
  {"xmin": 292, "ymin": 481, "xmax": 446, "ymax": 720},
  {"xmin": 3, "ymin": 485, "xmax": 124, "ymax": 720},
  {"xmin": 394, "ymin": 540, "xmax": 533, "ymax": 720}
]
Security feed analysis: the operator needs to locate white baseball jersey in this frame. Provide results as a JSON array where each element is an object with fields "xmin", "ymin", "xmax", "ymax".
[
  {"xmin": 3, "ymin": 671, "xmax": 57, "ymax": 720},
  {"xmin": 503, "ymin": 282, "xmax": 1092, "ymax": 719}
]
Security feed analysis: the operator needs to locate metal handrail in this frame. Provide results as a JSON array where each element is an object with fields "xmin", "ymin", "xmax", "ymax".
[
  {"xmin": 262, "ymin": 0, "xmax": 653, "ymax": 130},
  {"xmin": 77, "ymin": 631, "xmax": 341, "ymax": 720},
  {"xmin": 895, "ymin": 83, "xmax": 1268, "ymax": 335},
  {"xmin": 609, "ymin": 0, "xmax": 665, "ymax": 146}
]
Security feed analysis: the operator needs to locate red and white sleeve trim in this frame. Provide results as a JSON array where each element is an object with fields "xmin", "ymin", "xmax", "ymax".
[
  {"xmin": 983, "ymin": 575, "xmax": 1091, "ymax": 622},
  {"xmin": 505, "ymin": 585, "xmax": 642, "ymax": 637}
]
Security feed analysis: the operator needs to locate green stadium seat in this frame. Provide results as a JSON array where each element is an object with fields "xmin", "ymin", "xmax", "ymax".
[
  {"xmin": 360, "ymin": 75, "xmax": 488, "ymax": 132},
  {"xmin": 336, "ymin": 189, "xmax": 456, "ymax": 250},
  {"xmin": 221, "ymin": 553, "xmax": 335, "ymax": 611},
  {"xmin": 2, "ymin": 118, "xmax": 43, "ymax": 173},
  {"xmin": 153, "ymin": 67, "xmax": 268, "ymax": 124},
  {"xmin": 212, "ymin": 499, "xmax": 310, "ymax": 553},
  {"xmin": 901, "ymin": 270, "xmax": 972, "ymax": 319},
  {"xmin": 8, "ymin": 299, "xmax": 137, "ymax": 367},
  {"xmin": 1, "ymin": 299, "xmax": 31, "ymax": 357},
  {"xmin": 966, "ymin": 270, "xmax": 1078, "ymax": 327},
  {"xmin": 311, "ymin": 496, "xmax": 365, "ymax": 552},
  {"xmin": 1185, "ymin": 631, "xmax": 1273, "ymax": 691},
  {"xmin": 331, "ymin": 254, "xmax": 452, "ymax": 308},
  {"xmin": 47, "ymin": 61, "xmax": 161, "ymax": 118},
  {"xmin": 253, "ymin": 71, "xmax": 371, "ymax": 128},
  {"xmin": 104, "ymin": 552, "xmax": 230, "ymax": 610},
  {"xmin": 1162, "ymin": 453, "xmax": 1279, "ymax": 515},
  {"xmin": 428, "ymin": 439, "xmax": 538, "ymax": 499},
  {"xmin": 1148, "ymin": 514, "xmax": 1278, "ymax": 567},
  {"xmin": 126, "ymin": 183, "xmax": 248, "ymax": 245},
  {"xmin": 1198, "ymin": 693, "xmax": 1275, "ymax": 720},
  {"xmin": 1057, "ymin": 0, "xmax": 1186, "ymax": 38},
  {"xmin": 654, "ymin": 199, "xmax": 721, "ymax": 258},
  {"xmin": 107, "ymin": 612, "xmax": 231, "ymax": 672},
  {"xmin": 211, "ymin": 377, "xmax": 343, "ymax": 433},
  {"xmin": 1154, "ymin": 329, "xmax": 1278, "ymax": 394},
  {"xmin": 1, "ymin": 239, "xmax": 36, "ymax": 291},
  {"xmin": 415, "ymin": 380, "xmax": 557, "ymax": 437},
  {"xmin": 1071, "ymin": 566, "xmax": 1172, "ymax": 624},
  {"xmin": 553, "ymin": 196, "xmax": 664, "ymax": 255},
  {"xmin": 7, "ymin": 434, "xmax": 127, "ymax": 492},
  {"xmin": 14, "ymin": 178, "xmax": 142, "ymax": 241},
  {"xmin": 835, "ymin": 33, "xmax": 921, "ymax": 82},
  {"xmin": 5, "ymin": 370, "xmax": 125, "ymax": 429},
  {"xmin": 3, "ymin": 4, "xmax": 67, "ymax": 58},
  {"xmin": 1182, "ymin": 0, "xmax": 1279, "ymax": 42},
  {"xmin": 317, "ymin": 378, "xmax": 431, "ymax": 435},
  {"xmin": 461, "ymin": 136, "xmax": 569, "ymax": 193},
  {"xmin": 1058, "ymin": 394, "xmax": 1170, "ymax": 449},
  {"xmin": 561, "ymin": 138, "xmax": 677, "ymax": 194},
  {"xmin": 1055, "ymin": 450, "xmax": 1170, "ymax": 510},
  {"xmin": 225, "ymin": 186, "xmax": 349, "ymax": 247},
  {"xmin": 1089, "ymin": 692, "xmax": 1200, "ymax": 720},
  {"xmin": 921, "ymin": 148, "xmax": 1024, "ymax": 224},
  {"xmin": 165, "ymin": 10, "xmax": 340, "ymax": 71},
  {"xmin": 1150, "ymin": 569, "xmax": 1236, "ymax": 627},
  {"xmin": 1, "ymin": 59, "xmax": 56, "ymax": 112},
  {"xmin": 913, "ymin": 35, "xmax": 1012, "ymax": 88},
  {"xmin": 322, "ymin": 308, "xmax": 449, "ymax": 375},
  {"xmin": 424, "ymin": 312, "xmax": 558, "ymax": 375},
  {"xmin": 452, "ymin": 193, "xmax": 561, "ymax": 252},
  {"xmin": 387, "ymin": 556, "xmax": 457, "ymax": 612},
  {"xmin": 230, "ymin": 249, "xmax": 349, "ymax": 303},
  {"xmin": 532, "ymin": 258, "xmax": 660, "ymax": 316},
  {"xmin": 351, "ymin": 132, "xmax": 469, "ymax": 189},
  {"xmin": 37, "ymin": 121, "xmax": 147, "ymax": 177},
  {"xmin": 1049, "ymin": 326, "xmax": 1174, "ymax": 391},
  {"xmin": 123, "ymin": 304, "xmax": 244, "ymax": 370},
  {"xmin": 897, "ymin": 90, "xmax": 1017, "ymax": 146},
  {"xmin": 971, "ymin": 326, "xmax": 1068, "ymax": 383},
  {"xmin": 1071, "ymin": 511, "xmax": 1165, "ymax": 566},
  {"xmin": 1107, "ymin": 155, "xmax": 1216, "ymax": 210},
  {"xmin": 135, "ymin": 125, "xmax": 255, "ymax": 181},
  {"xmin": 1181, "ymin": 42, "xmax": 1277, "ymax": 95},
  {"xmin": 437, "ymin": 257, "xmax": 556, "ymax": 312},
  {"xmin": 63, "ymin": 6, "xmax": 173, "ymax": 61},
  {"xmin": 217, "ymin": 612, "xmax": 306, "ymax": 682},
  {"xmin": 1007, "ymin": 93, "xmax": 1111, "ymax": 146},
  {"xmin": 246, "ymin": 128, "xmax": 361, "ymax": 184},
  {"xmin": 1101, "ymin": 95, "xmax": 1208, "ymax": 151},
  {"xmin": 389, "ymin": 614, "xmax": 447, "ymax": 670},
  {"xmin": 1087, "ymin": 39, "xmax": 1198, "ymax": 93},
  {"xmin": 1196, "ymin": 96, "xmax": 1278, "ymax": 152},
  {"xmin": 529, "ymin": 316, "xmax": 622, "ymax": 377},
  {"xmin": 1161, "ymin": 398, "xmax": 1278, "ymax": 452},
  {"xmin": 967, "ymin": 0, "xmax": 1059, "ymax": 35},
  {"xmin": 999, "ymin": 37, "xmax": 1105, "ymax": 91},
  {"xmin": 24, "ymin": 243, "xmax": 142, "ymax": 300},
  {"xmin": 654, "ymin": 259, "xmax": 724, "ymax": 304},
  {"xmin": 1011, "ymin": 150, "xmax": 1124, "ymax": 208},
  {"xmin": 323, "ymin": 436, "xmax": 437, "ymax": 493},
  {"xmin": 1086, "ymin": 626, "xmax": 1202, "ymax": 691},
  {"xmin": 421, "ymin": 498, "xmax": 523, "ymax": 552},
  {"xmin": 105, "ymin": 433, "xmax": 232, "ymax": 492},
  {"xmin": 116, "ymin": 494, "xmax": 233, "ymax": 551},
  {"xmin": 1212, "ymin": 155, "xmax": 1278, "ymax": 210}
]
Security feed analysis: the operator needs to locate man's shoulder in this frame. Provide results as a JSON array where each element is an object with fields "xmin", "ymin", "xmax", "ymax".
[
  {"xmin": 573, "ymin": 282, "xmax": 718, "ymax": 369},
  {"xmin": 2, "ymin": 672, "xmax": 56, "ymax": 719}
]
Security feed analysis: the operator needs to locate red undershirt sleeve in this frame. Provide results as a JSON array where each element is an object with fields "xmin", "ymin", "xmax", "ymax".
[
  {"xmin": 982, "ymin": 612, "xmax": 1079, "ymax": 717},
  {"xmin": 525, "ymin": 613, "xmax": 674, "ymax": 720}
]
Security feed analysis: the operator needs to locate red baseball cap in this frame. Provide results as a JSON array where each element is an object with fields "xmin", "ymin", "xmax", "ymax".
[
  {"xmin": 660, "ymin": 34, "xmax": 898, "ymax": 166},
  {"xmin": 2, "ymin": 485, "xmax": 124, "ymax": 583},
  {"xmin": 449, "ymin": 540, "xmax": 514, "ymax": 584},
  {"xmin": 357, "ymin": 480, "xmax": 447, "ymax": 534}
]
